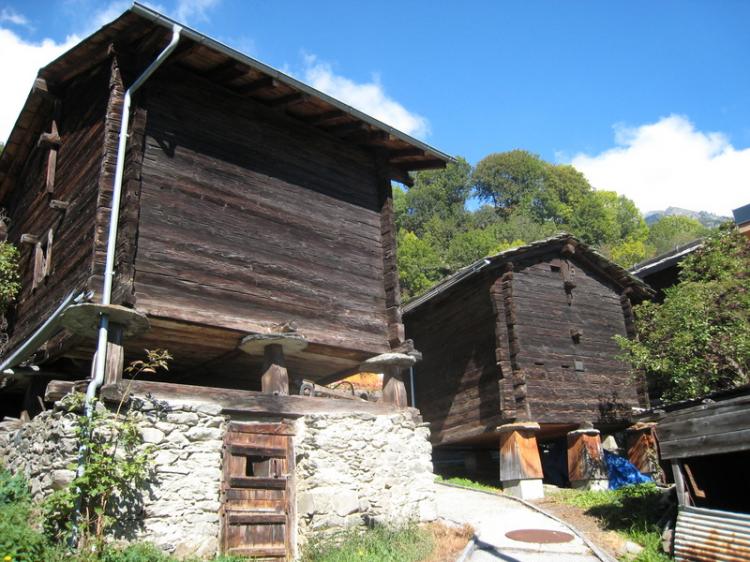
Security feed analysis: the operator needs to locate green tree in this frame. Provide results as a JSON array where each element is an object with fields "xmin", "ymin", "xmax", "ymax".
[
  {"xmin": 394, "ymin": 157, "xmax": 472, "ymax": 236},
  {"xmin": 473, "ymin": 150, "xmax": 547, "ymax": 216},
  {"xmin": 616, "ymin": 224, "xmax": 750, "ymax": 401},
  {"xmin": 396, "ymin": 230, "xmax": 445, "ymax": 299},
  {"xmin": 646, "ymin": 215, "xmax": 707, "ymax": 256}
]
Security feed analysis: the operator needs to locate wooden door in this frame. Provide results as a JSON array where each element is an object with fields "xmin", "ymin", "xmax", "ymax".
[{"xmin": 221, "ymin": 422, "xmax": 296, "ymax": 560}]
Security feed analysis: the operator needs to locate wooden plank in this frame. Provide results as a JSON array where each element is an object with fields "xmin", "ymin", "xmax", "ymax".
[
  {"xmin": 227, "ymin": 546, "xmax": 285, "ymax": 558},
  {"xmin": 98, "ymin": 379, "xmax": 404, "ymax": 415},
  {"xmin": 227, "ymin": 512, "xmax": 286, "ymax": 525},
  {"xmin": 659, "ymin": 428, "xmax": 750, "ymax": 459},
  {"xmin": 657, "ymin": 408, "xmax": 750, "ymax": 442},
  {"xmin": 229, "ymin": 444, "xmax": 287, "ymax": 458},
  {"xmin": 228, "ymin": 422, "xmax": 295, "ymax": 435},
  {"xmin": 229, "ymin": 476, "xmax": 286, "ymax": 490}
]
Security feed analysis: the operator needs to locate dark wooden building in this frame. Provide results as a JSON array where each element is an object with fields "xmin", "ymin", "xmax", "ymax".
[
  {"xmin": 403, "ymin": 234, "xmax": 654, "ymax": 450},
  {"xmin": 630, "ymin": 239, "xmax": 702, "ymax": 301},
  {"xmin": 0, "ymin": 4, "xmax": 450, "ymax": 409}
]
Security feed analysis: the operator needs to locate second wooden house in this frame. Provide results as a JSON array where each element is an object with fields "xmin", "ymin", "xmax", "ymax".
[{"xmin": 403, "ymin": 234, "xmax": 653, "ymax": 497}]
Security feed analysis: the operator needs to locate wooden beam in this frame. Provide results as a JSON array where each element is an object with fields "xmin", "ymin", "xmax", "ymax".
[
  {"xmin": 49, "ymin": 199, "xmax": 70, "ymax": 211},
  {"xmin": 266, "ymin": 92, "xmax": 308, "ymax": 108},
  {"xmin": 37, "ymin": 131, "xmax": 61, "ymax": 149},
  {"xmin": 19, "ymin": 233, "xmax": 40, "ymax": 245},
  {"xmin": 388, "ymin": 147, "xmax": 425, "ymax": 159},
  {"xmin": 399, "ymin": 158, "xmax": 447, "ymax": 171},
  {"xmin": 347, "ymin": 129, "xmax": 389, "ymax": 144},
  {"xmin": 95, "ymin": 379, "xmax": 405, "ymax": 416},
  {"xmin": 203, "ymin": 60, "xmax": 246, "ymax": 83},
  {"xmin": 388, "ymin": 167, "xmax": 414, "ymax": 187},
  {"xmin": 235, "ymin": 76, "xmax": 277, "ymax": 95},
  {"xmin": 322, "ymin": 120, "xmax": 365, "ymax": 136},
  {"xmin": 300, "ymin": 109, "xmax": 345, "ymax": 125}
]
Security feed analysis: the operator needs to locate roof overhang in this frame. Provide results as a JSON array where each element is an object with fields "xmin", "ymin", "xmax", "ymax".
[
  {"xmin": 403, "ymin": 233, "xmax": 655, "ymax": 315},
  {"xmin": 1, "ymin": 3, "xmax": 452, "ymax": 201}
]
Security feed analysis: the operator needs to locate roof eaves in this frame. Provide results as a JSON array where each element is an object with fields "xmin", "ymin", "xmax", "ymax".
[{"xmin": 129, "ymin": 2, "xmax": 453, "ymax": 165}]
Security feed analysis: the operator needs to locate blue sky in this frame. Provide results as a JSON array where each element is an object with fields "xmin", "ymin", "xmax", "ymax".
[{"xmin": 1, "ymin": 0, "xmax": 748, "ymax": 215}]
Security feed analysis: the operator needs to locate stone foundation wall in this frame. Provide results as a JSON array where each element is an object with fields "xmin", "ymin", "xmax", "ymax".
[
  {"xmin": 0, "ymin": 399, "xmax": 226, "ymax": 558},
  {"xmin": 1, "ymin": 400, "xmax": 436, "ymax": 559},
  {"xmin": 294, "ymin": 411, "xmax": 436, "ymax": 544}
]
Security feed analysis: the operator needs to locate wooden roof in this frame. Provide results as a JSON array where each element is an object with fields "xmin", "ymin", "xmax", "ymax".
[
  {"xmin": 0, "ymin": 3, "xmax": 451, "ymax": 202},
  {"xmin": 403, "ymin": 233, "xmax": 655, "ymax": 314}
]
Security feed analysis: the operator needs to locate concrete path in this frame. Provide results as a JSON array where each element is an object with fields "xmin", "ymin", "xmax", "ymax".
[{"xmin": 435, "ymin": 484, "xmax": 605, "ymax": 562}]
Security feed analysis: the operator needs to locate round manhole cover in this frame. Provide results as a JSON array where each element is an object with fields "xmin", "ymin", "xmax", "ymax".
[{"xmin": 505, "ymin": 529, "xmax": 575, "ymax": 544}]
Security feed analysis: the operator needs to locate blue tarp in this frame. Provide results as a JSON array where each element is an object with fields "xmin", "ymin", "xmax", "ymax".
[{"xmin": 604, "ymin": 450, "xmax": 653, "ymax": 489}]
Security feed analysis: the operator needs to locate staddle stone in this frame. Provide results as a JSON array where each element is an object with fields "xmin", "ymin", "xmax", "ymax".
[
  {"xmin": 60, "ymin": 303, "xmax": 149, "ymax": 337},
  {"xmin": 360, "ymin": 352, "xmax": 416, "ymax": 372},
  {"xmin": 238, "ymin": 333, "xmax": 308, "ymax": 355}
]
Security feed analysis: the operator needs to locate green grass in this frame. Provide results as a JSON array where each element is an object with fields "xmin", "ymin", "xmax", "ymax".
[
  {"xmin": 301, "ymin": 524, "xmax": 434, "ymax": 562},
  {"xmin": 435, "ymin": 475, "xmax": 504, "ymax": 494},
  {"xmin": 551, "ymin": 484, "xmax": 673, "ymax": 562}
]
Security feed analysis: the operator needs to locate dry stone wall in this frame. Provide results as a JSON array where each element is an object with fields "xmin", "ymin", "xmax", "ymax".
[
  {"xmin": 1, "ymin": 399, "xmax": 437, "ymax": 559},
  {"xmin": 0, "ymin": 398, "xmax": 226, "ymax": 558},
  {"xmin": 294, "ymin": 411, "xmax": 436, "ymax": 543}
]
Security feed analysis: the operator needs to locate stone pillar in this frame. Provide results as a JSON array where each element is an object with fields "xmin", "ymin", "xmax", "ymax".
[
  {"xmin": 626, "ymin": 422, "xmax": 663, "ymax": 482},
  {"xmin": 238, "ymin": 333, "xmax": 308, "ymax": 395},
  {"xmin": 567, "ymin": 426, "xmax": 609, "ymax": 491},
  {"xmin": 360, "ymin": 352, "xmax": 416, "ymax": 408},
  {"xmin": 496, "ymin": 422, "xmax": 544, "ymax": 500}
]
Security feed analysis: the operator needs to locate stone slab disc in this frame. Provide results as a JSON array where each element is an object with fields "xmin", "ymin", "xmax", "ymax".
[
  {"xmin": 60, "ymin": 303, "xmax": 150, "ymax": 337},
  {"xmin": 238, "ymin": 333, "xmax": 308, "ymax": 355},
  {"xmin": 360, "ymin": 352, "xmax": 416, "ymax": 371}
]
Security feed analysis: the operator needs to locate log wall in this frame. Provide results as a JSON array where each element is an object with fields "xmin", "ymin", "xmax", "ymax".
[
  {"xmin": 133, "ymin": 68, "xmax": 390, "ymax": 359},
  {"xmin": 4, "ymin": 62, "xmax": 111, "ymax": 353},
  {"xmin": 406, "ymin": 273, "xmax": 510, "ymax": 445},
  {"xmin": 506, "ymin": 253, "xmax": 640, "ymax": 424}
]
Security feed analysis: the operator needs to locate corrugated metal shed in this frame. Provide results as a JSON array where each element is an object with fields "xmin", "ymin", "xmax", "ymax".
[{"xmin": 675, "ymin": 506, "xmax": 750, "ymax": 562}]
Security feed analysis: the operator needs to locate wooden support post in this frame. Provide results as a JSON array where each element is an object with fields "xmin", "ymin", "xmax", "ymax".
[
  {"xmin": 497, "ymin": 422, "xmax": 544, "ymax": 499},
  {"xmin": 567, "ymin": 426, "xmax": 609, "ymax": 491},
  {"xmin": 60, "ymin": 303, "xmax": 150, "ymax": 389},
  {"xmin": 361, "ymin": 352, "xmax": 416, "ymax": 408},
  {"xmin": 103, "ymin": 323, "xmax": 125, "ymax": 386},
  {"xmin": 671, "ymin": 460, "xmax": 690, "ymax": 507},
  {"xmin": 382, "ymin": 366, "xmax": 408, "ymax": 408},
  {"xmin": 626, "ymin": 422, "xmax": 663, "ymax": 482},
  {"xmin": 261, "ymin": 343, "xmax": 289, "ymax": 395},
  {"xmin": 238, "ymin": 332, "xmax": 307, "ymax": 396}
]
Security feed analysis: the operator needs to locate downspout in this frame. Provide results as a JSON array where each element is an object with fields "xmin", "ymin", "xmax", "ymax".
[
  {"xmin": 72, "ymin": 24, "xmax": 181, "ymax": 545},
  {"xmin": 84, "ymin": 23, "xmax": 182, "ymax": 417},
  {"xmin": 409, "ymin": 366, "xmax": 416, "ymax": 408}
]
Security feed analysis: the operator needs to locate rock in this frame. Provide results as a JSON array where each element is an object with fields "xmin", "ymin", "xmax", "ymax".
[
  {"xmin": 625, "ymin": 541, "xmax": 643, "ymax": 555},
  {"xmin": 140, "ymin": 427, "xmax": 165, "ymax": 444},
  {"xmin": 51, "ymin": 469, "xmax": 75, "ymax": 490}
]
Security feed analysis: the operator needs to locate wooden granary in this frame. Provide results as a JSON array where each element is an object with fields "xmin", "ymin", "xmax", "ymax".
[
  {"xmin": 0, "ymin": 3, "xmax": 450, "ymax": 414},
  {"xmin": 402, "ymin": 235, "xmax": 654, "ymax": 494}
]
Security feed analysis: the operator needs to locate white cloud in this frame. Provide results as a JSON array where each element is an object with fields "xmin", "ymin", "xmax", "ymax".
[
  {"xmin": 175, "ymin": 0, "xmax": 220, "ymax": 23},
  {"xmin": 0, "ymin": 28, "xmax": 80, "ymax": 143},
  {"xmin": 569, "ymin": 115, "xmax": 749, "ymax": 216},
  {"xmin": 0, "ymin": 7, "xmax": 29, "ymax": 26},
  {"xmin": 300, "ymin": 54, "xmax": 430, "ymax": 139}
]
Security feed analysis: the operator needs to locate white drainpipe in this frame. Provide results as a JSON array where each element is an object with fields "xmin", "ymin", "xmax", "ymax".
[
  {"xmin": 84, "ymin": 23, "xmax": 182, "ymax": 416},
  {"xmin": 72, "ymin": 24, "xmax": 182, "ymax": 545}
]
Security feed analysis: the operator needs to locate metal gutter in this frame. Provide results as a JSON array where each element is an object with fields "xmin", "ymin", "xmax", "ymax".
[
  {"xmin": 0, "ymin": 290, "xmax": 89, "ymax": 373},
  {"xmin": 630, "ymin": 239, "xmax": 703, "ymax": 277},
  {"xmin": 128, "ymin": 2, "xmax": 453, "ymax": 165},
  {"xmin": 403, "ymin": 258, "xmax": 491, "ymax": 315}
]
